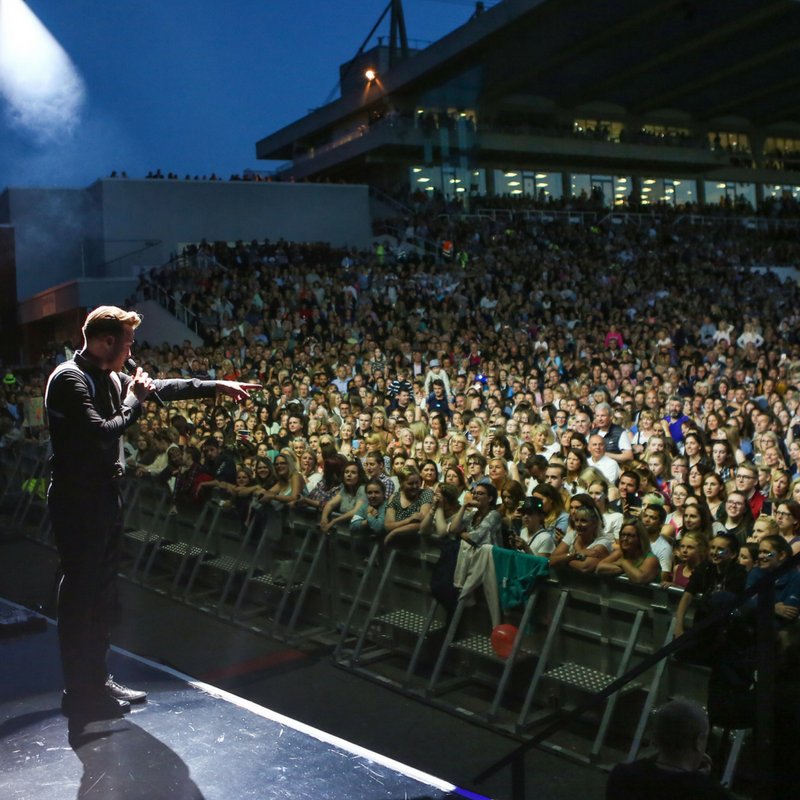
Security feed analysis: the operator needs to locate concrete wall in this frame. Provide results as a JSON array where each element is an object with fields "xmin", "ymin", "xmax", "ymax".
[
  {"xmin": 1, "ymin": 188, "xmax": 98, "ymax": 301},
  {"xmin": 135, "ymin": 299, "xmax": 203, "ymax": 349},
  {"xmin": 3, "ymin": 181, "xmax": 373, "ymax": 301},
  {"xmin": 88, "ymin": 179, "xmax": 372, "ymax": 279}
]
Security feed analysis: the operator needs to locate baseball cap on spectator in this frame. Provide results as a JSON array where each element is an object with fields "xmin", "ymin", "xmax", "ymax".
[
  {"xmin": 519, "ymin": 497, "xmax": 545, "ymax": 515},
  {"xmin": 430, "ymin": 359, "xmax": 440, "ymax": 368}
]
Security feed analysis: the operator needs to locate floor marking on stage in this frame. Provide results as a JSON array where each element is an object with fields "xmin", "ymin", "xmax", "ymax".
[
  {"xmin": 112, "ymin": 645, "xmax": 463, "ymax": 795},
  {"xmin": 199, "ymin": 649, "xmax": 307, "ymax": 683}
]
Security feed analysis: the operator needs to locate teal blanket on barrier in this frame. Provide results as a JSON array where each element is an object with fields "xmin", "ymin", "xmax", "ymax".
[{"xmin": 492, "ymin": 547, "xmax": 550, "ymax": 610}]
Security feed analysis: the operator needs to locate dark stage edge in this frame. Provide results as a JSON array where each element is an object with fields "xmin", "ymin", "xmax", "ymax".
[{"xmin": 0, "ymin": 600, "xmax": 487, "ymax": 800}]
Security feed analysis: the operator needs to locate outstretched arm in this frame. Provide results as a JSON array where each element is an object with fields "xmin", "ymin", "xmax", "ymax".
[{"xmin": 151, "ymin": 377, "xmax": 261, "ymax": 404}]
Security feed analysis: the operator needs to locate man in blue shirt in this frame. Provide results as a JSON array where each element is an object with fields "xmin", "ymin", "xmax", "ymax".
[{"xmin": 662, "ymin": 395, "xmax": 690, "ymax": 444}]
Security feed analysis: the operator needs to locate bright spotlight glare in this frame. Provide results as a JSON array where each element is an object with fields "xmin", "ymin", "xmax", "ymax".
[
  {"xmin": 365, "ymin": 68, "xmax": 376, "ymax": 82},
  {"xmin": 0, "ymin": 0, "xmax": 86, "ymax": 142}
]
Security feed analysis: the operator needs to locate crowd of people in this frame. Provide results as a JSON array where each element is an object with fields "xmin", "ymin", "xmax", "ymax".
[{"xmin": 3, "ymin": 206, "xmax": 800, "ymax": 746}]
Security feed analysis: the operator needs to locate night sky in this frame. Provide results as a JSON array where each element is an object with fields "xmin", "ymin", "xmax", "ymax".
[{"xmin": 0, "ymin": 0, "xmax": 486, "ymax": 188}]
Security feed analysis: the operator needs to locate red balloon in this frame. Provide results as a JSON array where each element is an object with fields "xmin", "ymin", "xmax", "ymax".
[{"xmin": 490, "ymin": 624, "xmax": 518, "ymax": 659}]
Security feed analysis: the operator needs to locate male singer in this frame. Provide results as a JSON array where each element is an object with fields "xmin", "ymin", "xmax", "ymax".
[{"xmin": 45, "ymin": 306, "xmax": 258, "ymax": 718}]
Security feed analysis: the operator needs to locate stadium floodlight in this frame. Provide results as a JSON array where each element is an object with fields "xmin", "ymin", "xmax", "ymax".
[{"xmin": 365, "ymin": 68, "xmax": 376, "ymax": 82}]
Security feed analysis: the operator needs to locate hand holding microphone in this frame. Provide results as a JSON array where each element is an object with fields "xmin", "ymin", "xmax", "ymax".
[{"xmin": 124, "ymin": 357, "xmax": 162, "ymax": 405}]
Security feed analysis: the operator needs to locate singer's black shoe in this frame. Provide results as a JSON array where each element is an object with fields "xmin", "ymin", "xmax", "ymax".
[
  {"xmin": 61, "ymin": 690, "xmax": 130, "ymax": 720},
  {"xmin": 105, "ymin": 676, "xmax": 148, "ymax": 705}
]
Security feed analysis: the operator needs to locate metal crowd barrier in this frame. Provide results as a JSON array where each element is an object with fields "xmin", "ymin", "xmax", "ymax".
[
  {"xmin": 3, "ymin": 469, "xmax": 746, "ymax": 781},
  {"xmin": 1, "ymin": 441, "xmax": 51, "ymax": 542}
]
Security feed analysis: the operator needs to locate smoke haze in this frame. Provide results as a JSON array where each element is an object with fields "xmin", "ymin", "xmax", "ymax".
[{"xmin": 0, "ymin": 0, "xmax": 86, "ymax": 143}]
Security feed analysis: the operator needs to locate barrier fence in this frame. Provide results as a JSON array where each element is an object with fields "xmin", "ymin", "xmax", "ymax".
[{"xmin": 0, "ymin": 444, "xmax": 749, "ymax": 786}]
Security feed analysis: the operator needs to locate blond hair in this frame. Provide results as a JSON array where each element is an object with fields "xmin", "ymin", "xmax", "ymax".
[{"xmin": 83, "ymin": 306, "xmax": 141, "ymax": 340}]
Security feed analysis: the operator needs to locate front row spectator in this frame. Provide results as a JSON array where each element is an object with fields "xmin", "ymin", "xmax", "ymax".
[
  {"xmin": 674, "ymin": 532, "xmax": 747, "ymax": 660},
  {"xmin": 596, "ymin": 518, "xmax": 661, "ymax": 584},
  {"xmin": 664, "ymin": 531, "xmax": 707, "ymax": 589},
  {"xmin": 384, "ymin": 466, "xmax": 434, "ymax": 546},
  {"xmin": 509, "ymin": 496, "xmax": 557, "ymax": 557},
  {"xmin": 606, "ymin": 699, "xmax": 733, "ymax": 799},
  {"xmin": 448, "ymin": 481, "xmax": 503, "ymax": 547},
  {"xmin": 320, "ymin": 461, "xmax": 366, "ymax": 534},
  {"xmin": 744, "ymin": 534, "xmax": 800, "ymax": 628},
  {"xmin": 259, "ymin": 451, "xmax": 305, "ymax": 508},
  {"xmin": 349, "ymin": 479, "xmax": 388, "ymax": 537},
  {"xmin": 549, "ymin": 495, "xmax": 613, "ymax": 572},
  {"xmin": 295, "ymin": 457, "xmax": 343, "ymax": 513}
]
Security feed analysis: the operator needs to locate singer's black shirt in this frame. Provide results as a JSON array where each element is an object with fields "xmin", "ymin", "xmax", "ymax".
[{"xmin": 45, "ymin": 350, "xmax": 217, "ymax": 486}]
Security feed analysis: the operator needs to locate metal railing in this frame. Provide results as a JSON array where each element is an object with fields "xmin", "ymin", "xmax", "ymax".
[
  {"xmin": 5, "ymin": 454, "xmax": 788, "ymax": 796},
  {"xmin": 441, "ymin": 208, "xmax": 599, "ymax": 225},
  {"xmin": 134, "ymin": 250, "xmax": 233, "ymax": 340},
  {"xmin": 473, "ymin": 552, "xmax": 800, "ymax": 800}
]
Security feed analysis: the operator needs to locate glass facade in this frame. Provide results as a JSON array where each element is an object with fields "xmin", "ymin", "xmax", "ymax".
[
  {"xmin": 410, "ymin": 163, "xmax": 792, "ymax": 209},
  {"xmin": 571, "ymin": 174, "xmax": 628, "ymax": 207},
  {"xmin": 494, "ymin": 170, "xmax": 562, "ymax": 199},
  {"xmin": 410, "ymin": 166, "xmax": 485, "ymax": 199},
  {"xmin": 704, "ymin": 181, "xmax": 756, "ymax": 207},
  {"xmin": 764, "ymin": 184, "xmax": 800, "ymax": 200},
  {"xmin": 641, "ymin": 178, "xmax": 697, "ymax": 206}
]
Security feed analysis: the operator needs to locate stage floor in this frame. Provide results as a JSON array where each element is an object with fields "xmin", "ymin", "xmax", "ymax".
[{"xmin": 0, "ymin": 601, "xmax": 483, "ymax": 800}]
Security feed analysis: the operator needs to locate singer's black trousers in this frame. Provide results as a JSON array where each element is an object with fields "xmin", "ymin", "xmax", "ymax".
[{"xmin": 48, "ymin": 479, "xmax": 123, "ymax": 695}]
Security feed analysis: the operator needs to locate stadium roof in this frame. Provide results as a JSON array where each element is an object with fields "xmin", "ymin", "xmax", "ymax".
[{"xmin": 257, "ymin": 0, "xmax": 800, "ymax": 163}]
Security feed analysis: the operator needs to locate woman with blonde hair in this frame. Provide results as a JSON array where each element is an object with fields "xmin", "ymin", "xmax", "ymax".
[
  {"xmin": 446, "ymin": 431, "xmax": 468, "ymax": 468},
  {"xmin": 409, "ymin": 420, "xmax": 429, "ymax": 459},
  {"xmin": 748, "ymin": 514, "xmax": 779, "ymax": 543},
  {"xmin": 487, "ymin": 457, "xmax": 512, "ymax": 500},
  {"xmin": 256, "ymin": 450, "xmax": 305, "ymax": 509},
  {"xmin": 769, "ymin": 467, "xmax": 792, "ymax": 504},
  {"xmin": 531, "ymin": 422, "xmax": 559, "ymax": 459},
  {"xmin": 631, "ymin": 410, "xmax": 658, "ymax": 456},
  {"xmin": 549, "ymin": 495, "xmax": 612, "ymax": 573},
  {"xmin": 336, "ymin": 420, "xmax": 356, "ymax": 459},
  {"xmin": 395, "ymin": 426, "xmax": 415, "ymax": 455},
  {"xmin": 597, "ymin": 518, "xmax": 661, "ymax": 585},
  {"xmin": 370, "ymin": 408, "xmax": 392, "ymax": 449},
  {"xmin": 466, "ymin": 417, "xmax": 486, "ymax": 452},
  {"xmin": 363, "ymin": 433, "xmax": 387, "ymax": 460},
  {"xmin": 421, "ymin": 433, "xmax": 441, "ymax": 464},
  {"xmin": 664, "ymin": 530, "xmax": 708, "ymax": 589},
  {"xmin": 579, "ymin": 466, "xmax": 609, "ymax": 494}
]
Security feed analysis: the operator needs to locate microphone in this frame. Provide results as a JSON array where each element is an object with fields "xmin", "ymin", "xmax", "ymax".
[{"xmin": 124, "ymin": 357, "xmax": 164, "ymax": 406}]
